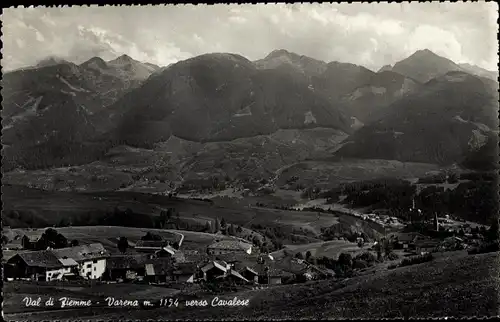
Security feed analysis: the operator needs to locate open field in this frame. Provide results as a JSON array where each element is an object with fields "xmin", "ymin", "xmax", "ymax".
[
  {"xmin": 5, "ymin": 251, "xmax": 498, "ymax": 320},
  {"xmin": 3, "ymin": 185, "xmax": 381, "ymax": 239},
  {"xmin": 271, "ymin": 239, "xmax": 372, "ymax": 260},
  {"xmin": 276, "ymin": 159, "xmax": 443, "ymax": 189}
]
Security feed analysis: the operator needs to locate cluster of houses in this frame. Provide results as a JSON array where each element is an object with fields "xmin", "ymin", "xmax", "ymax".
[
  {"xmin": 5, "ymin": 243, "xmax": 108, "ymax": 281},
  {"xmin": 388, "ymin": 232, "xmax": 475, "ymax": 255},
  {"xmin": 359, "ymin": 213, "xmax": 406, "ymax": 229},
  {"xmin": 4, "ymin": 236, "xmax": 334, "ymax": 286}
]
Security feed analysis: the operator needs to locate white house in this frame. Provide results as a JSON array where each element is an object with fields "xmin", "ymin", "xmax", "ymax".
[{"xmin": 52, "ymin": 243, "xmax": 109, "ymax": 279}]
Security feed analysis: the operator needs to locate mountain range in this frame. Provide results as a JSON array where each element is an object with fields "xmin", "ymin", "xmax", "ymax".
[{"xmin": 1, "ymin": 49, "xmax": 498, "ymax": 180}]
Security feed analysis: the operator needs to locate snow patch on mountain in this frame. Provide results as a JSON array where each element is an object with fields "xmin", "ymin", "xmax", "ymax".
[{"xmin": 58, "ymin": 75, "xmax": 89, "ymax": 92}]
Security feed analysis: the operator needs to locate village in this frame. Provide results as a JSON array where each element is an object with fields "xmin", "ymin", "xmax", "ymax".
[{"xmin": 3, "ymin": 208, "xmax": 495, "ymax": 295}]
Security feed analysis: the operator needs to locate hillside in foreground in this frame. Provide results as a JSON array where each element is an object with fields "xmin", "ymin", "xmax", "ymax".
[{"xmin": 4, "ymin": 251, "xmax": 498, "ymax": 320}]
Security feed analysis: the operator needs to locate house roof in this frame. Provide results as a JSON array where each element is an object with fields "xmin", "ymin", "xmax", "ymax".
[
  {"xmin": 52, "ymin": 243, "xmax": 109, "ymax": 262},
  {"xmin": 201, "ymin": 260, "xmax": 229, "ymax": 273},
  {"xmin": 242, "ymin": 266, "xmax": 258, "ymax": 276},
  {"xmin": 415, "ymin": 240, "xmax": 441, "ymax": 248},
  {"xmin": 58, "ymin": 257, "xmax": 79, "ymax": 267},
  {"xmin": 396, "ymin": 232, "xmax": 426, "ymax": 243},
  {"xmin": 274, "ymin": 256, "xmax": 309, "ymax": 275},
  {"xmin": 228, "ymin": 270, "xmax": 249, "ymax": 282},
  {"xmin": 135, "ymin": 240, "xmax": 170, "ymax": 248},
  {"xmin": 12, "ymin": 250, "xmax": 63, "ymax": 268},
  {"xmin": 207, "ymin": 240, "xmax": 252, "ymax": 251},
  {"xmin": 22, "ymin": 232, "xmax": 43, "ymax": 242}
]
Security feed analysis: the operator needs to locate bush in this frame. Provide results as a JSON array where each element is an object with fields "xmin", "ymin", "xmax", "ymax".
[
  {"xmin": 352, "ymin": 259, "xmax": 368, "ymax": 269},
  {"xmin": 400, "ymin": 253, "xmax": 433, "ymax": 267},
  {"xmin": 386, "ymin": 252, "xmax": 399, "ymax": 260},
  {"xmin": 468, "ymin": 241, "xmax": 499, "ymax": 255},
  {"xmin": 355, "ymin": 251, "xmax": 376, "ymax": 264}
]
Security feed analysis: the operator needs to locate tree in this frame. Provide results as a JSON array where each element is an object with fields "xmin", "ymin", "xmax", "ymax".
[
  {"xmin": 295, "ymin": 252, "xmax": 304, "ymax": 259},
  {"xmin": 220, "ymin": 217, "xmax": 227, "ymax": 229},
  {"xmin": 338, "ymin": 253, "xmax": 353, "ymax": 268},
  {"xmin": 487, "ymin": 218, "xmax": 499, "ymax": 242},
  {"xmin": 228, "ymin": 224, "xmax": 236, "ymax": 236},
  {"xmin": 357, "ymin": 237, "xmax": 365, "ymax": 248},
  {"xmin": 70, "ymin": 239, "xmax": 79, "ymax": 247},
  {"xmin": 37, "ymin": 228, "xmax": 68, "ymax": 250},
  {"xmin": 215, "ymin": 218, "xmax": 221, "ymax": 232},
  {"xmin": 2, "ymin": 235, "xmax": 10, "ymax": 246},
  {"xmin": 118, "ymin": 237, "xmax": 128, "ymax": 253},
  {"xmin": 236, "ymin": 225, "xmax": 243, "ymax": 233},
  {"xmin": 305, "ymin": 251, "xmax": 312, "ymax": 260},
  {"xmin": 172, "ymin": 241, "xmax": 180, "ymax": 250},
  {"xmin": 252, "ymin": 235, "xmax": 262, "ymax": 247},
  {"xmin": 204, "ymin": 221, "xmax": 212, "ymax": 233}
]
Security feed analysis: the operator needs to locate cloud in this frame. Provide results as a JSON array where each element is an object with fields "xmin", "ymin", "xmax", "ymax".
[{"xmin": 1, "ymin": 3, "xmax": 497, "ymax": 72}]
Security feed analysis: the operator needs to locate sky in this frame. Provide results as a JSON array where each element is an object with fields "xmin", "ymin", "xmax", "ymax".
[{"xmin": 1, "ymin": 3, "xmax": 498, "ymax": 72}]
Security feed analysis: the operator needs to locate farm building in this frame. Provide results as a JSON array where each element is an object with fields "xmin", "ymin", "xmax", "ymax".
[
  {"xmin": 172, "ymin": 263, "xmax": 198, "ymax": 283},
  {"xmin": 393, "ymin": 232, "xmax": 428, "ymax": 250},
  {"xmin": 207, "ymin": 240, "xmax": 252, "ymax": 255},
  {"xmin": 256, "ymin": 266, "xmax": 294, "ymax": 285},
  {"xmin": 21, "ymin": 232, "xmax": 43, "ymax": 250},
  {"xmin": 52, "ymin": 243, "xmax": 109, "ymax": 280},
  {"xmin": 6, "ymin": 250, "xmax": 78, "ymax": 281},
  {"xmin": 135, "ymin": 240, "xmax": 172, "ymax": 253},
  {"xmin": 240, "ymin": 266, "xmax": 259, "ymax": 283},
  {"xmin": 6, "ymin": 243, "xmax": 109, "ymax": 281},
  {"xmin": 415, "ymin": 240, "xmax": 441, "ymax": 254},
  {"xmin": 105, "ymin": 255, "xmax": 148, "ymax": 281},
  {"xmin": 145, "ymin": 259, "xmax": 174, "ymax": 283},
  {"xmin": 201, "ymin": 260, "xmax": 232, "ymax": 281},
  {"xmin": 225, "ymin": 270, "xmax": 250, "ymax": 285}
]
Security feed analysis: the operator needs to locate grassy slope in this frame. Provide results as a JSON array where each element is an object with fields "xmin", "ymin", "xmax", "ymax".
[{"xmin": 5, "ymin": 251, "xmax": 498, "ymax": 320}]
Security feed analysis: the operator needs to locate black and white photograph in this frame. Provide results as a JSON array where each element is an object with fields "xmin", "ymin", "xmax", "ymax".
[{"xmin": 1, "ymin": 2, "xmax": 499, "ymax": 320}]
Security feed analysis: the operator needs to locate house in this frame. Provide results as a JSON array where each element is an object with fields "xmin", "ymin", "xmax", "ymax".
[
  {"xmin": 172, "ymin": 262, "xmax": 198, "ymax": 283},
  {"xmin": 52, "ymin": 243, "xmax": 109, "ymax": 279},
  {"xmin": 135, "ymin": 240, "xmax": 171, "ymax": 253},
  {"xmin": 105, "ymin": 255, "xmax": 147, "ymax": 281},
  {"xmin": 151, "ymin": 246, "xmax": 186, "ymax": 263},
  {"xmin": 145, "ymin": 259, "xmax": 174, "ymax": 283},
  {"xmin": 240, "ymin": 266, "xmax": 259, "ymax": 284},
  {"xmin": 304, "ymin": 265, "xmax": 335, "ymax": 281},
  {"xmin": 6, "ymin": 251, "xmax": 77, "ymax": 281},
  {"xmin": 21, "ymin": 232, "xmax": 43, "ymax": 250},
  {"xmin": 201, "ymin": 260, "xmax": 231, "ymax": 281},
  {"xmin": 415, "ymin": 240, "xmax": 440, "ymax": 254},
  {"xmin": 257, "ymin": 266, "xmax": 294, "ymax": 285},
  {"xmin": 394, "ymin": 232, "xmax": 427, "ymax": 250},
  {"xmin": 226, "ymin": 270, "xmax": 250, "ymax": 285},
  {"xmin": 207, "ymin": 240, "xmax": 252, "ymax": 255}
]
